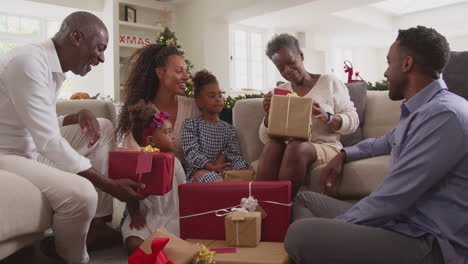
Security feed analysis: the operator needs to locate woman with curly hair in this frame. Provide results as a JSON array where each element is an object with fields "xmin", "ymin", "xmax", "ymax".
[{"xmin": 116, "ymin": 44, "xmax": 200, "ymax": 162}]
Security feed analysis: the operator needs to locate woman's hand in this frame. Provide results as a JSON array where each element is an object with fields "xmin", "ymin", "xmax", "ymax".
[
  {"xmin": 312, "ymin": 102, "xmax": 329, "ymax": 124},
  {"xmin": 263, "ymin": 92, "xmax": 273, "ymax": 113},
  {"xmin": 130, "ymin": 214, "xmax": 146, "ymax": 230},
  {"xmin": 312, "ymin": 102, "xmax": 342, "ymax": 130},
  {"xmin": 263, "ymin": 92, "xmax": 273, "ymax": 127}
]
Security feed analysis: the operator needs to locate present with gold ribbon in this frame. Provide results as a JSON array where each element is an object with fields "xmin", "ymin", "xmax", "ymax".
[
  {"xmin": 267, "ymin": 91, "xmax": 312, "ymax": 140},
  {"xmin": 108, "ymin": 146, "xmax": 174, "ymax": 195},
  {"xmin": 225, "ymin": 211, "xmax": 261, "ymax": 247},
  {"xmin": 187, "ymin": 239, "xmax": 290, "ymax": 264},
  {"xmin": 192, "ymin": 243, "xmax": 216, "ymax": 264}
]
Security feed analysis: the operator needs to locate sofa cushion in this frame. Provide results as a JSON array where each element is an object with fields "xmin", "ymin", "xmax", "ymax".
[
  {"xmin": 306, "ymin": 155, "xmax": 390, "ymax": 199},
  {"xmin": 363, "ymin": 91, "xmax": 401, "ymax": 139},
  {"xmin": 232, "ymin": 98, "xmax": 265, "ymax": 165},
  {"xmin": 340, "ymin": 81, "xmax": 367, "ymax": 147},
  {"xmin": 56, "ymin": 99, "xmax": 117, "ymax": 127},
  {"xmin": 0, "ymin": 170, "xmax": 52, "ymax": 243},
  {"xmin": 443, "ymin": 51, "xmax": 468, "ymax": 100}
]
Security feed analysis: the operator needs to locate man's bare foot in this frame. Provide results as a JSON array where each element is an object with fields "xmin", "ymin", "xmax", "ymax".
[{"xmin": 86, "ymin": 217, "xmax": 122, "ymax": 251}]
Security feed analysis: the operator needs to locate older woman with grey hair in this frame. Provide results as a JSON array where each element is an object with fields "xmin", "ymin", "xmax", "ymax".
[{"xmin": 256, "ymin": 33, "xmax": 359, "ymax": 198}]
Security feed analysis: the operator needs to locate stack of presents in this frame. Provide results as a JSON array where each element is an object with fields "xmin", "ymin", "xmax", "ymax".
[{"xmin": 109, "ymin": 89, "xmax": 312, "ymax": 263}]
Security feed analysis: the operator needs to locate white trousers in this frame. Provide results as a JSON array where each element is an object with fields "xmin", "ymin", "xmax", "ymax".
[{"xmin": 0, "ymin": 118, "xmax": 115, "ymax": 264}]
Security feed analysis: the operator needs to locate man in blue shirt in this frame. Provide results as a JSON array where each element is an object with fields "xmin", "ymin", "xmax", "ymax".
[{"xmin": 285, "ymin": 26, "xmax": 468, "ymax": 264}]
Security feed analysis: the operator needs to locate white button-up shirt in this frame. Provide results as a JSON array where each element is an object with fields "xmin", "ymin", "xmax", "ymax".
[{"xmin": 0, "ymin": 39, "xmax": 91, "ymax": 173}]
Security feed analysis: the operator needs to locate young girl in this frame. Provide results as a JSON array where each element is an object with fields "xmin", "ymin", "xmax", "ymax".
[
  {"xmin": 181, "ymin": 70, "xmax": 248, "ymax": 182},
  {"xmin": 121, "ymin": 101, "xmax": 186, "ymax": 255}
]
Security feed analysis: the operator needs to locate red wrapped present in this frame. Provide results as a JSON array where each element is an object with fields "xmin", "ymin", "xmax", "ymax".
[
  {"xmin": 273, "ymin": 88, "xmax": 293, "ymax": 95},
  {"xmin": 128, "ymin": 237, "xmax": 173, "ymax": 264},
  {"xmin": 179, "ymin": 181, "xmax": 291, "ymax": 242},
  {"xmin": 109, "ymin": 150, "xmax": 174, "ymax": 195}
]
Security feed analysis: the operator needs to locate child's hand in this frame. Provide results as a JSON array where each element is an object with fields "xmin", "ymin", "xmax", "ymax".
[
  {"xmin": 215, "ymin": 152, "xmax": 227, "ymax": 165},
  {"xmin": 130, "ymin": 214, "xmax": 146, "ymax": 230},
  {"xmin": 193, "ymin": 169, "xmax": 209, "ymax": 182},
  {"xmin": 205, "ymin": 162, "xmax": 230, "ymax": 173}
]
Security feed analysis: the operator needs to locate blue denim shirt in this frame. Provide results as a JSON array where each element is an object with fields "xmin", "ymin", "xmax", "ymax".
[{"xmin": 337, "ymin": 79, "xmax": 468, "ymax": 264}]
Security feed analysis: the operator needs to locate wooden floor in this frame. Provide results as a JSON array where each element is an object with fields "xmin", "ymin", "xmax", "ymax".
[{"xmin": 2, "ymin": 241, "xmax": 127, "ymax": 264}]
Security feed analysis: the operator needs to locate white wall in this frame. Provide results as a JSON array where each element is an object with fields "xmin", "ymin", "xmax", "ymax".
[
  {"xmin": 100, "ymin": 0, "xmax": 116, "ymax": 100},
  {"xmin": 174, "ymin": 0, "xmax": 232, "ymax": 92},
  {"xmin": 174, "ymin": 0, "xmax": 294, "ymax": 93},
  {"xmin": 297, "ymin": 30, "xmax": 394, "ymax": 84},
  {"xmin": 28, "ymin": 0, "xmax": 104, "ymax": 11},
  {"xmin": 448, "ymin": 35, "xmax": 468, "ymax": 52}
]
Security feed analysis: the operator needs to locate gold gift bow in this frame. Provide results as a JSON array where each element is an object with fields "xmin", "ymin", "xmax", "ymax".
[
  {"xmin": 140, "ymin": 145, "xmax": 160, "ymax": 153},
  {"xmin": 179, "ymin": 181, "xmax": 291, "ymax": 220},
  {"xmin": 137, "ymin": 145, "xmax": 161, "ymax": 190},
  {"xmin": 192, "ymin": 243, "xmax": 216, "ymax": 264}
]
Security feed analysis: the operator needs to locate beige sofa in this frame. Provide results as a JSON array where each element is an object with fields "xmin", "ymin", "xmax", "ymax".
[
  {"xmin": 0, "ymin": 100, "xmax": 117, "ymax": 260},
  {"xmin": 232, "ymin": 90, "xmax": 402, "ymax": 200}
]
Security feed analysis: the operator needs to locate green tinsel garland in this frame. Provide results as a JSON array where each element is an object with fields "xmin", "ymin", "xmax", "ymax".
[{"xmin": 367, "ymin": 80, "xmax": 389, "ymax": 91}]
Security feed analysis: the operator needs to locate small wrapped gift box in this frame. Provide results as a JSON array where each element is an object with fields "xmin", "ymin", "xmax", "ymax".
[
  {"xmin": 108, "ymin": 150, "xmax": 174, "ymax": 195},
  {"xmin": 267, "ymin": 91, "xmax": 312, "ymax": 140},
  {"xmin": 187, "ymin": 239, "xmax": 290, "ymax": 264},
  {"xmin": 225, "ymin": 211, "xmax": 261, "ymax": 247},
  {"xmin": 223, "ymin": 170, "xmax": 255, "ymax": 182},
  {"xmin": 179, "ymin": 181, "xmax": 291, "ymax": 242}
]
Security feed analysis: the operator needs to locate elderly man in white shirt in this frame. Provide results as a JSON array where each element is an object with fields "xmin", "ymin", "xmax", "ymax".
[{"xmin": 0, "ymin": 12, "xmax": 145, "ymax": 264}]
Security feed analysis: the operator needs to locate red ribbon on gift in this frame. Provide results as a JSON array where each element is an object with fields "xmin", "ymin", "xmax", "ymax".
[{"xmin": 128, "ymin": 237, "xmax": 173, "ymax": 264}]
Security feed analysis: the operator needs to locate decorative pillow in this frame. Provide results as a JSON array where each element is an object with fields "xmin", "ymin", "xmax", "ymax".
[{"xmin": 340, "ymin": 81, "xmax": 368, "ymax": 147}]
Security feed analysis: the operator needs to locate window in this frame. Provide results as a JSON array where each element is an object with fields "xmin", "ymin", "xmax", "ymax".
[
  {"xmin": 0, "ymin": 14, "xmax": 43, "ymax": 56},
  {"xmin": 0, "ymin": 13, "xmax": 72, "ymax": 98},
  {"xmin": 229, "ymin": 25, "xmax": 274, "ymax": 92}
]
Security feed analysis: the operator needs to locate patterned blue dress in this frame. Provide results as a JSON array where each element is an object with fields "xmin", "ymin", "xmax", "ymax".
[{"xmin": 181, "ymin": 117, "xmax": 248, "ymax": 182}]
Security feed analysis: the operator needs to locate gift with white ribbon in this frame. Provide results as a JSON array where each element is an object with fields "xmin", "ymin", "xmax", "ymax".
[
  {"xmin": 225, "ymin": 211, "xmax": 261, "ymax": 247},
  {"xmin": 179, "ymin": 181, "xmax": 291, "ymax": 242}
]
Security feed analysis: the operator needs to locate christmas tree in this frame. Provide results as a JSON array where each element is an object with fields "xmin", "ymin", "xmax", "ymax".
[{"xmin": 156, "ymin": 27, "xmax": 264, "ymax": 109}]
